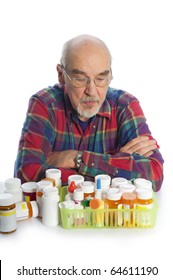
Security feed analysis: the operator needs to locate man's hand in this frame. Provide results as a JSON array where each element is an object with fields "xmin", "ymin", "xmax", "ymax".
[
  {"xmin": 120, "ymin": 136, "xmax": 158, "ymax": 157},
  {"xmin": 46, "ymin": 150, "xmax": 78, "ymax": 168}
]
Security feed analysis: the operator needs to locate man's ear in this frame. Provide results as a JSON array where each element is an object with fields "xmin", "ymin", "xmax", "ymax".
[{"xmin": 56, "ymin": 64, "xmax": 65, "ymax": 85}]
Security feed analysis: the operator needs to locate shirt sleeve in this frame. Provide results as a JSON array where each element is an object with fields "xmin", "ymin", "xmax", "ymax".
[
  {"xmin": 79, "ymin": 98, "xmax": 164, "ymax": 192},
  {"xmin": 14, "ymin": 96, "xmax": 55, "ymax": 182}
]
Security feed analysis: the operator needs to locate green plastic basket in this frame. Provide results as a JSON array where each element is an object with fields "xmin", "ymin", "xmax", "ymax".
[{"xmin": 59, "ymin": 186, "xmax": 158, "ymax": 229}]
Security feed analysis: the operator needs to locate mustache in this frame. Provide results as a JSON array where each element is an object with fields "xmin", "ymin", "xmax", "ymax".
[{"xmin": 80, "ymin": 97, "xmax": 100, "ymax": 103}]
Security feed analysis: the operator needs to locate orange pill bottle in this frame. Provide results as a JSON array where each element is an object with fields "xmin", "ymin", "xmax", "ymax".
[
  {"xmin": 104, "ymin": 188, "xmax": 122, "ymax": 227},
  {"xmin": 121, "ymin": 192, "xmax": 137, "ymax": 227}
]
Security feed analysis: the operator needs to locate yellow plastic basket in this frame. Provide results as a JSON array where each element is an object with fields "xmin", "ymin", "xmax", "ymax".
[{"xmin": 59, "ymin": 186, "xmax": 158, "ymax": 229}]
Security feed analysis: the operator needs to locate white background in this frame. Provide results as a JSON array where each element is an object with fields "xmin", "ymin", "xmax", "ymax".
[{"xmin": 0, "ymin": 0, "xmax": 173, "ymax": 279}]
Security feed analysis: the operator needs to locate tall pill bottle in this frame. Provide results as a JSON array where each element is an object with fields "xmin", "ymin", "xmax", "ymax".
[
  {"xmin": 36, "ymin": 180, "xmax": 53, "ymax": 217},
  {"xmin": 136, "ymin": 188, "xmax": 153, "ymax": 227},
  {"xmin": 133, "ymin": 178, "xmax": 152, "ymax": 190},
  {"xmin": 121, "ymin": 192, "xmax": 137, "ymax": 226},
  {"xmin": 80, "ymin": 181, "xmax": 95, "ymax": 199},
  {"xmin": 105, "ymin": 188, "xmax": 122, "ymax": 227},
  {"xmin": 111, "ymin": 177, "xmax": 128, "ymax": 188},
  {"xmin": 95, "ymin": 174, "xmax": 111, "ymax": 192},
  {"xmin": 68, "ymin": 175, "xmax": 84, "ymax": 187},
  {"xmin": 4, "ymin": 178, "xmax": 22, "ymax": 203},
  {"xmin": 16, "ymin": 201, "xmax": 38, "ymax": 221},
  {"xmin": 0, "ymin": 193, "xmax": 17, "ymax": 234},
  {"xmin": 73, "ymin": 188, "xmax": 84, "ymax": 204},
  {"xmin": 45, "ymin": 168, "xmax": 62, "ymax": 188},
  {"xmin": 42, "ymin": 186, "xmax": 60, "ymax": 226},
  {"xmin": 21, "ymin": 182, "xmax": 37, "ymax": 201},
  {"xmin": 90, "ymin": 198, "xmax": 105, "ymax": 227}
]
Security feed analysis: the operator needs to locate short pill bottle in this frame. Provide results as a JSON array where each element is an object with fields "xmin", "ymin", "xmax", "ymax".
[
  {"xmin": 42, "ymin": 186, "xmax": 60, "ymax": 226},
  {"xmin": 16, "ymin": 201, "xmax": 38, "ymax": 221},
  {"xmin": 68, "ymin": 175, "xmax": 84, "ymax": 187},
  {"xmin": 21, "ymin": 182, "xmax": 37, "ymax": 201},
  {"xmin": 80, "ymin": 181, "xmax": 95, "ymax": 199},
  {"xmin": 105, "ymin": 188, "xmax": 122, "ymax": 209},
  {"xmin": 0, "ymin": 193, "xmax": 17, "ymax": 234},
  {"xmin": 36, "ymin": 180, "xmax": 53, "ymax": 217},
  {"xmin": 45, "ymin": 168, "xmax": 62, "ymax": 188},
  {"xmin": 136, "ymin": 188, "xmax": 153, "ymax": 209},
  {"xmin": 4, "ymin": 178, "xmax": 22, "ymax": 203},
  {"xmin": 73, "ymin": 188, "xmax": 84, "ymax": 204},
  {"xmin": 121, "ymin": 192, "xmax": 137, "ymax": 226}
]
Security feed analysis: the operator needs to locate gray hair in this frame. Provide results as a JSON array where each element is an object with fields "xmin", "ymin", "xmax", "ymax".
[{"xmin": 60, "ymin": 34, "xmax": 112, "ymax": 67}]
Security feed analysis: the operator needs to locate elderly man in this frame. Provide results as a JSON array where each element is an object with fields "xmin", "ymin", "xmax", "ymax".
[{"xmin": 14, "ymin": 34, "xmax": 164, "ymax": 191}]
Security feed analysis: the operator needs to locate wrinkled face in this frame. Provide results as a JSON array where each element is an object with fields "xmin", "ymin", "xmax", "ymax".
[{"xmin": 57, "ymin": 41, "xmax": 112, "ymax": 121}]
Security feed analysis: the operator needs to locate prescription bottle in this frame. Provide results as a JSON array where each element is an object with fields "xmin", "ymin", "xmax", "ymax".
[
  {"xmin": 36, "ymin": 180, "xmax": 53, "ymax": 217},
  {"xmin": 73, "ymin": 188, "xmax": 84, "ymax": 204},
  {"xmin": 0, "ymin": 193, "xmax": 17, "ymax": 234},
  {"xmin": 121, "ymin": 192, "xmax": 137, "ymax": 226},
  {"xmin": 136, "ymin": 188, "xmax": 153, "ymax": 227},
  {"xmin": 45, "ymin": 168, "xmax": 62, "ymax": 188},
  {"xmin": 105, "ymin": 188, "xmax": 122, "ymax": 227},
  {"xmin": 4, "ymin": 177, "xmax": 22, "ymax": 203},
  {"xmin": 68, "ymin": 174, "xmax": 84, "ymax": 187},
  {"xmin": 90, "ymin": 198, "xmax": 105, "ymax": 227},
  {"xmin": 21, "ymin": 182, "xmax": 37, "ymax": 201},
  {"xmin": 42, "ymin": 186, "xmax": 60, "ymax": 226},
  {"xmin": 16, "ymin": 201, "xmax": 38, "ymax": 221},
  {"xmin": 80, "ymin": 181, "xmax": 95, "ymax": 199}
]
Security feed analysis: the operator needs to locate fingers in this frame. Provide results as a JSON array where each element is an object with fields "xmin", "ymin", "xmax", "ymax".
[{"xmin": 120, "ymin": 135, "xmax": 157, "ymax": 156}]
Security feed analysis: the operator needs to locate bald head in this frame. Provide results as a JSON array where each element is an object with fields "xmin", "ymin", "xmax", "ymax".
[{"xmin": 60, "ymin": 34, "xmax": 112, "ymax": 67}]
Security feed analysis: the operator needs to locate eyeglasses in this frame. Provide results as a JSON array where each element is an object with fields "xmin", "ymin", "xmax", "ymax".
[{"xmin": 61, "ymin": 64, "xmax": 112, "ymax": 88}]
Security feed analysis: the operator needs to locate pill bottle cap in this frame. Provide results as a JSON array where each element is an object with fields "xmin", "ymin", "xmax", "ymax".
[
  {"xmin": 119, "ymin": 183, "xmax": 136, "ymax": 193},
  {"xmin": 90, "ymin": 198, "xmax": 101, "ymax": 209},
  {"xmin": 41, "ymin": 177, "xmax": 56, "ymax": 187},
  {"xmin": 46, "ymin": 168, "xmax": 61, "ymax": 179},
  {"xmin": 80, "ymin": 181, "xmax": 95, "ymax": 193},
  {"xmin": 136, "ymin": 188, "xmax": 153, "ymax": 200},
  {"xmin": 21, "ymin": 182, "xmax": 37, "ymax": 193},
  {"xmin": 111, "ymin": 177, "xmax": 128, "ymax": 188},
  {"xmin": 0, "ymin": 193, "xmax": 15, "ymax": 206},
  {"xmin": 95, "ymin": 174, "xmax": 111, "ymax": 189},
  {"xmin": 68, "ymin": 181, "xmax": 78, "ymax": 193},
  {"xmin": 82, "ymin": 197, "xmax": 92, "ymax": 207},
  {"xmin": 43, "ymin": 186, "xmax": 59, "ymax": 197},
  {"xmin": 73, "ymin": 188, "xmax": 84, "ymax": 201},
  {"xmin": 37, "ymin": 180, "xmax": 53, "ymax": 191},
  {"xmin": 105, "ymin": 188, "xmax": 122, "ymax": 200},
  {"xmin": 121, "ymin": 192, "xmax": 137, "ymax": 204},
  {"xmin": 133, "ymin": 178, "xmax": 152, "ymax": 189},
  {"xmin": 68, "ymin": 175, "xmax": 84, "ymax": 186},
  {"xmin": 5, "ymin": 178, "xmax": 21, "ymax": 191},
  {"xmin": 30, "ymin": 201, "xmax": 39, "ymax": 217}
]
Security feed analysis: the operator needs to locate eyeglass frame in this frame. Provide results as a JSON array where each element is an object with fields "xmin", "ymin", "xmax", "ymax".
[{"xmin": 61, "ymin": 64, "xmax": 113, "ymax": 88}]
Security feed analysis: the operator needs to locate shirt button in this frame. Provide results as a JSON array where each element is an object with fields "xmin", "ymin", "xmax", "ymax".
[
  {"xmin": 93, "ymin": 125, "xmax": 96, "ymax": 128},
  {"xmin": 91, "ymin": 162, "xmax": 95, "ymax": 167}
]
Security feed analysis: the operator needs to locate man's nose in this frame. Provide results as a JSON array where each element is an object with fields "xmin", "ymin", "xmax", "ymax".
[{"xmin": 84, "ymin": 80, "xmax": 98, "ymax": 96}]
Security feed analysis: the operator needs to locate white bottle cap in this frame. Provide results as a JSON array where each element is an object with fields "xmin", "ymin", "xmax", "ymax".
[
  {"xmin": 46, "ymin": 168, "xmax": 61, "ymax": 179},
  {"xmin": 136, "ymin": 188, "xmax": 153, "ymax": 200},
  {"xmin": 119, "ymin": 183, "xmax": 136, "ymax": 193},
  {"xmin": 0, "ymin": 193, "xmax": 15, "ymax": 206},
  {"xmin": 80, "ymin": 181, "xmax": 95, "ymax": 193},
  {"xmin": 95, "ymin": 174, "xmax": 111, "ymax": 189},
  {"xmin": 68, "ymin": 175, "xmax": 84, "ymax": 186},
  {"xmin": 111, "ymin": 177, "xmax": 128, "ymax": 187},
  {"xmin": 37, "ymin": 180, "xmax": 53, "ymax": 191},
  {"xmin": 30, "ymin": 201, "xmax": 39, "ymax": 217},
  {"xmin": 43, "ymin": 186, "xmax": 59, "ymax": 197},
  {"xmin": 133, "ymin": 178, "xmax": 152, "ymax": 189},
  {"xmin": 21, "ymin": 182, "xmax": 37, "ymax": 193},
  {"xmin": 4, "ymin": 178, "xmax": 21, "ymax": 191},
  {"xmin": 105, "ymin": 188, "xmax": 122, "ymax": 201},
  {"xmin": 73, "ymin": 188, "xmax": 84, "ymax": 201}
]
